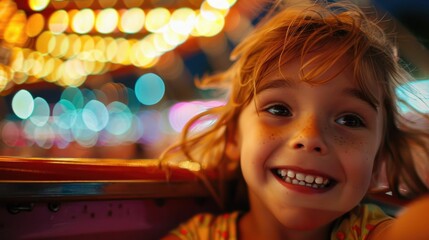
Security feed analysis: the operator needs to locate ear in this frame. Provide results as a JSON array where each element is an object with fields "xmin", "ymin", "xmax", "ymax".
[{"xmin": 225, "ymin": 123, "xmax": 240, "ymax": 161}]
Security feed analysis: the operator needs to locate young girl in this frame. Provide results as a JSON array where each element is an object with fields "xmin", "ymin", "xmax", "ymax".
[{"xmin": 161, "ymin": 1, "xmax": 429, "ymax": 239}]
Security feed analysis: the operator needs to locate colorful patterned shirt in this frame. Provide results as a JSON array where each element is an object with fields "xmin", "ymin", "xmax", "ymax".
[{"xmin": 170, "ymin": 204, "xmax": 393, "ymax": 240}]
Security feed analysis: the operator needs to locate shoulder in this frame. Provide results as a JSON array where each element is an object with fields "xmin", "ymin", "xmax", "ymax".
[
  {"xmin": 166, "ymin": 212, "xmax": 241, "ymax": 240},
  {"xmin": 332, "ymin": 203, "xmax": 393, "ymax": 240},
  {"xmin": 372, "ymin": 195, "xmax": 429, "ymax": 240}
]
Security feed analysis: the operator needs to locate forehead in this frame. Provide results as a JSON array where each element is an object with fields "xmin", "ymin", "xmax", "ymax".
[
  {"xmin": 259, "ymin": 56, "xmax": 351, "ymax": 89},
  {"xmin": 256, "ymin": 52, "xmax": 383, "ymax": 106},
  {"xmin": 258, "ymin": 50, "xmax": 352, "ymax": 85}
]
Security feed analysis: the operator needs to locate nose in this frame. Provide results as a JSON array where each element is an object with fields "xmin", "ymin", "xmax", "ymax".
[{"xmin": 289, "ymin": 116, "xmax": 328, "ymax": 154}]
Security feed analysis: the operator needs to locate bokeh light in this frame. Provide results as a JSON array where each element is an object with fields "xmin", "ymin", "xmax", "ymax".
[
  {"xmin": 134, "ymin": 73, "xmax": 165, "ymax": 105},
  {"xmin": 82, "ymin": 99, "xmax": 109, "ymax": 131},
  {"xmin": 35, "ymin": 31, "xmax": 52, "ymax": 54},
  {"xmin": 168, "ymin": 100, "xmax": 224, "ymax": 132},
  {"xmin": 26, "ymin": 13, "xmax": 45, "ymax": 37},
  {"xmin": 48, "ymin": 10, "xmax": 69, "ymax": 34},
  {"xmin": 170, "ymin": 8, "xmax": 196, "ymax": 35},
  {"xmin": 207, "ymin": 0, "xmax": 237, "ymax": 9},
  {"xmin": 0, "ymin": 67, "xmax": 10, "ymax": 92},
  {"xmin": 4, "ymin": 11, "xmax": 27, "ymax": 46},
  {"xmin": 29, "ymin": 0, "xmax": 49, "ymax": 11},
  {"xmin": 12, "ymin": 89, "xmax": 34, "ymax": 120},
  {"xmin": 72, "ymin": 8, "xmax": 95, "ymax": 34},
  {"xmin": 29, "ymin": 97, "xmax": 50, "ymax": 127},
  {"xmin": 1, "ymin": 121, "xmax": 21, "ymax": 147},
  {"xmin": 194, "ymin": 10, "xmax": 225, "ymax": 37},
  {"xmin": 61, "ymin": 86, "xmax": 84, "ymax": 108},
  {"xmin": 52, "ymin": 99, "xmax": 77, "ymax": 130},
  {"xmin": 71, "ymin": 109, "xmax": 98, "ymax": 147},
  {"xmin": 95, "ymin": 8, "xmax": 118, "ymax": 34},
  {"xmin": 33, "ymin": 121, "xmax": 55, "ymax": 149},
  {"xmin": 105, "ymin": 101, "xmax": 132, "ymax": 135},
  {"xmin": 145, "ymin": 7, "xmax": 170, "ymax": 33},
  {"xmin": 50, "ymin": 33, "xmax": 69, "ymax": 58},
  {"xmin": 138, "ymin": 110, "xmax": 162, "ymax": 144},
  {"xmin": 119, "ymin": 8, "xmax": 145, "ymax": 34}
]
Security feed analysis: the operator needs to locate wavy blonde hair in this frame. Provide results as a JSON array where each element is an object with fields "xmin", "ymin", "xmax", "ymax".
[{"xmin": 160, "ymin": 1, "xmax": 429, "ymax": 203}]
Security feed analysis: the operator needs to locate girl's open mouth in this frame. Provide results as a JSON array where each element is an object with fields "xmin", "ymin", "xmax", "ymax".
[{"xmin": 272, "ymin": 168, "xmax": 336, "ymax": 189}]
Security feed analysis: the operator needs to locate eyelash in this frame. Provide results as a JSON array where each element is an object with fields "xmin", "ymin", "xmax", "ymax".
[
  {"xmin": 264, "ymin": 104, "xmax": 366, "ymax": 128},
  {"xmin": 335, "ymin": 114, "xmax": 366, "ymax": 128},
  {"xmin": 264, "ymin": 104, "xmax": 292, "ymax": 117}
]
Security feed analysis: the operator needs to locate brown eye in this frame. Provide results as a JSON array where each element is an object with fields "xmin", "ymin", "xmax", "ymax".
[
  {"xmin": 265, "ymin": 104, "xmax": 292, "ymax": 117},
  {"xmin": 336, "ymin": 114, "xmax": 365, "ymax": 128}
]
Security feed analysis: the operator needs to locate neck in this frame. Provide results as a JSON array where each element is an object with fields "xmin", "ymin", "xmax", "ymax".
[
  {"xmin": 238, "ymin": 193, "xmax": 334, "ymax": 240},
  {"xmin": 239, "ymin": 211, "xmax": 332, "ymax": 240}
]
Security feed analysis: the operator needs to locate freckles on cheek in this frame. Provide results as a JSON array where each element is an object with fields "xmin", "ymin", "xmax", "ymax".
[
  {"xmin": 259, "ymin": 130, "xmax": 280, "ymax": 145},
  {"xmin": 333, "ymin": 135, "xmax": 368, "ymax": 149},
  {"xmin": 334, "ymin": 135, "xmax": 376, "ymax": 165},
  {"xmin": 333, "ymin": 135, "xmax": 347, "ymax": 146}
]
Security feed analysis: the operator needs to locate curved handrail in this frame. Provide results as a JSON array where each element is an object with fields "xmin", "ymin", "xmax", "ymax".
[{"xmin": 0, "ymin": 157, "xmax": 221, "ymax": 202}]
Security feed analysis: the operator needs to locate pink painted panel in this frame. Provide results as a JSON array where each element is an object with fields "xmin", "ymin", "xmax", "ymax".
[{"xmin": 0, "ymin": 198, "xmax": 219, "ymax": 240}]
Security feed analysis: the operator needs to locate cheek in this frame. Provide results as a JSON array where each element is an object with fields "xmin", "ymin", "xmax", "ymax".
[
  {"xmin": 333, "ymin": 131, "xmax": 379, "ymax": 157},
  {"xmin": 336, "ymin": 135, "xmax": 378, "ymax": 185},
  {"xmin": 239, "ymin": 127, "xmax": 282, "ymax": 170},
  {"xmin": 262, "ymin": 132, "xmax": 281, "ymax": 145},
  {"xmin": 241, "ymin": 119, "xmax": 281, "ymax": 145},
  {"xmin": 241, "ymin": 129, "xmax": 279, "ymax": 159}
]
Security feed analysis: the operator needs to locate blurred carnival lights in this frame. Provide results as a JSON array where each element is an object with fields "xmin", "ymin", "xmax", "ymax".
[
  {"xmin": 134, "ymin": 73, "xmax": 165, "ymax": 105},
  {"xmin": 29, "ymin": 0, "xmax": 49, "ymax": 11},
  {"xmin": 11, "ymin": 89, "xmax": 34, "ymax": 119},
  {"xmin": 0, "ymin": 0, "xmax": 262, "ymax": 150},
  {"xmin": 4, "ymin": 71, "xmax": 228, "ymax": 149},
  {"xmin": 168, "ymin": 100, "xmax": 225, "ymax": 133},
  {"xmin": 0, "ymin": 0, "xmax": 239, "ymax": 90}
]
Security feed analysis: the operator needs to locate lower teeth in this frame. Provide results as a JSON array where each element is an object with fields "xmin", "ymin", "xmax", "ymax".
[{"xmin": 283, "ymin": 176, "xmax": 326, "ymax": 189}]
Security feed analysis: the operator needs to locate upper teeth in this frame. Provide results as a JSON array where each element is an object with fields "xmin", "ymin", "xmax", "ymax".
[{"xmin": 276, "ymin": 169, "xmax": 330, "ymax": 188}]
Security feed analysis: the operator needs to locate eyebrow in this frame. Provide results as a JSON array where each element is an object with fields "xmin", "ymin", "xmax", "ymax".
[
  {"xmin": 257, "ymin": 79, "xmax": 296, "ymax": 93},
  {"xmin": 343, "ymin": 88, "xmax": 378, "ymax": 112}
]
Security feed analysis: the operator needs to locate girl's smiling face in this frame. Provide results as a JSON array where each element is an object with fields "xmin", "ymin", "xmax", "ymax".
[{"xmin": 232, "ymin": 58, "xmax": 385, "ymax": 229}]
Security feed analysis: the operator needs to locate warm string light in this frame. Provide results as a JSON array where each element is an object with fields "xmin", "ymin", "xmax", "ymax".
[{"xmin": 0, "ymin": 0, "xmax": 237, "ymax": 91}]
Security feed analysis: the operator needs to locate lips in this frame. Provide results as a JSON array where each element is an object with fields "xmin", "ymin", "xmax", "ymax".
[{"xmin": 272, "ymin": 168, "xmax": 335, "ymax": 189}]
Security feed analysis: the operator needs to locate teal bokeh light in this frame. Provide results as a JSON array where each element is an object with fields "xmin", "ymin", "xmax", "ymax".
[
  {"xmin": 82, "ymin": 100, "xmax": 109, "ymax": 132},
  {"xmin": 134, "ymin": 73, "xmax": 165, "ymax": 105},
  {"xmin": 81, "ymin": 88, "xmax": 97, "ymax": 103},
  {"xmin": 61, "ymin": 87, "xmax": 84, "ymax": 109},
  {"xmin": 106, "ymin": 101, "xmax": 132, "ymax": 135},
  {"xmin": 52, "ymin": 99, "xmax": 77, "ymax": 129},
  {"xmin": 30, "ymin": 97, "xmax": 50, "ymax": 127},
  {"xmin": 71, "ymin": 109, "xmax": 98, "ymax": 147},
  {"xmin": 12, "ymin": 90, "xmax": 34, "ymax": 120}
]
